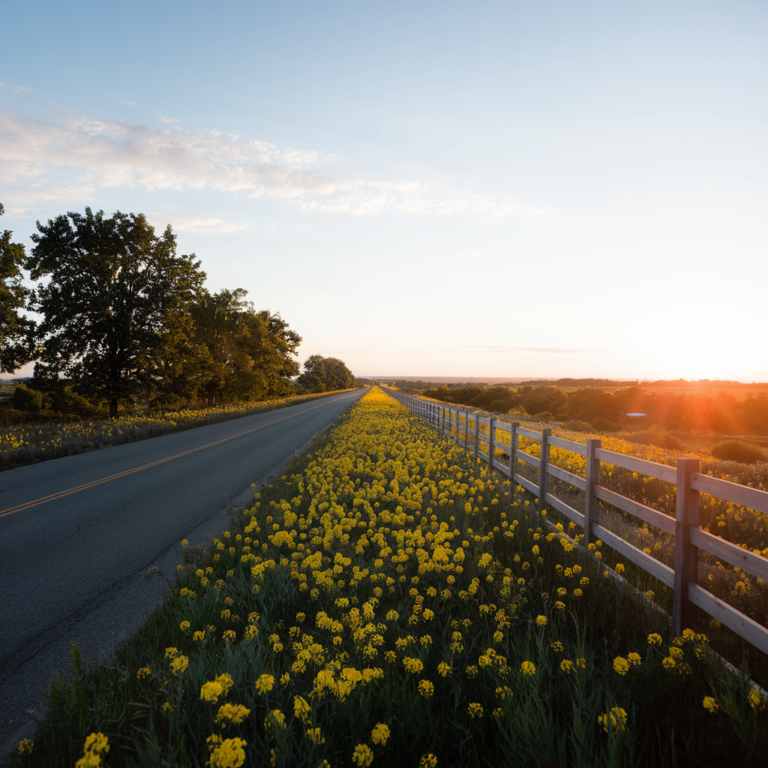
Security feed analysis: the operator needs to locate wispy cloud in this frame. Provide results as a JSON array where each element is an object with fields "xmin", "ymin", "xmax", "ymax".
[
  {"xmin": 146, "ymin": 215, "xmax": 250, "ymax": 234},
  {"xmin": 0, "ymin": 82, "xmax": 33, "ymax": 95},
  {"xmin": 1, "ymin": 186, "xmax": 97, "ymax": 218},
  {"xmin": 0, "ymin": 109, "xmax": 547, "ymax": 218},
  {"xmin": 0, "ymin": 206, "xmax": 30, "ymax": 218}
]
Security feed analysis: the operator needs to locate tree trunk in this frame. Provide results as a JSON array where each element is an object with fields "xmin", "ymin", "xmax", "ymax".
[{"xmin": 110, "ymin": 397, "xmax": 118, "ymax": 419}]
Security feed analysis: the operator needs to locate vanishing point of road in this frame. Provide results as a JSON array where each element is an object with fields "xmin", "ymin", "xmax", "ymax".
[{"xmin": 0, "ymin": 387, "xmax": 365, "ymax": 756}]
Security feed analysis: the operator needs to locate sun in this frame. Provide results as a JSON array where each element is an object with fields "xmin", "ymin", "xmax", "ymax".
[{"xmin": 621, "ymin": 313, "xmax": 748, "ymax": 381}]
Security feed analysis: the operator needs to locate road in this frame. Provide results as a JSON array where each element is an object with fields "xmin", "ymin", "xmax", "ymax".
[{"xmin": 0, "ymin": 387, "xmax": 365, "ymax": 756}]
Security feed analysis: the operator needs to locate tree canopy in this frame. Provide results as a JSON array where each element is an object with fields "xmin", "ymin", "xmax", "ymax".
[
  {"xmin": 27, "ymin": 208, "xmax": 205, "ymax": 417},
  {"xmin": 3, "ymin": 205, "xmax": 311, "ymax": 417},
  {"xmin": 0, "ymin": 202, "xmax": 35, "ymax": 372},
  {"xmin": 296, "ymin": 355, "xmax": 356, "ymax": 393},
  {"xmin": 190, "ymin": 289, "xmax": 301, "ymax": 406}
]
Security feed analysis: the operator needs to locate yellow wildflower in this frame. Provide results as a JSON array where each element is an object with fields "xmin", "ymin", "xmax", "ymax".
[
  {"xmin": 520, "ymin": 661, "xmax": 536, "ymax": 676},
  {"xmin": 208, "ymin": 737, "xmax": 247, "ymax": 768},
  {"xmin": 255, "ymin": 674, "xmax": 275, "ymax": 695},
  {"xmin": 352, "ymin": 743, "xmax": 374, "ymax": 767},
  {"xmin": 371, "ymin": 722, "xmax": 390, "ymax": 745},
  {"xmin": 613, "ymin": 657, "xmax": 630, "ymax": 675},
  {"xmin": 17, "ymin": 739, "xmax": 34, "ymax": 755},
  {"xmin": 215, "ymin": 703, "xmax": 251, "ymax": 726},
  {"xmin": 598, "ymin": 707, "xmax": 627, "ymax": 733}
]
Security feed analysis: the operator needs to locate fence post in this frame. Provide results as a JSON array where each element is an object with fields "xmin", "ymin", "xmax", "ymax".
[
  {"xmin": 464, "ymin": 410, "xmax": 470, "ymax": 448},
  {"xmin": 538, "ymin": 429, "xmax": 551, "ymax": 513},
  {"xmin": 584, "ymin": 439, "xmax": 602, "ymax": 546},
  {"xmin": 488, "ymin": 418, "xmax": 496, "ymax": 468},
  {"xmin": 509, "ymin": 423, "xmax": 519, "ymax": 483},
  {"xmin": 674, "ymin": 458, "xmax": 700, "ymax": 637},
  {"xmin": 454, "ymin": 409, "xmax": 459, "ymax": 445},
  {"xmin": 473, "ymin": 414, "xmax": 479, "ymax": 460}
]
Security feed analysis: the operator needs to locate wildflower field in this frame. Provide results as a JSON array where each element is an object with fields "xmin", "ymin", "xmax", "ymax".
[
  {"xmin": 0, "ymin": 390, "xmax": 357, "ymax": 471},
  {"xmin": 6, "ymin": 387, "xmax": 768, "ymax": 768},
  {"xmin": 414, "ymin": 394, "xmax": 768, "ymax": 679}
]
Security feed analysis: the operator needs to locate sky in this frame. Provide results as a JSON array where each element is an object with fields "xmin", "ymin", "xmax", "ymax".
[{"xmin": 2, "ymin": 0, "xmax": 767, "ymax": 382}]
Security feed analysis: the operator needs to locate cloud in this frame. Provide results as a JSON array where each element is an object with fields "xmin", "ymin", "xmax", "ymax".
[
  {"xmin": 0, "ymin": 108, "xmax": 547, "ymax": 218},
  {"xmin": 146, "ymin": 215, "xmax": 250, "ymax": 234},
  {"xmin": 0, "ymin": 206, "xmax": 29, "ymax": 218},
  {"xmin": 0, "ymin": 82, "xmax": 33, "ymax": 95}
]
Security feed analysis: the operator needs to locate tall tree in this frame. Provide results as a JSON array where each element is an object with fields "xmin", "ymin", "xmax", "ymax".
[
  {"xmin": 191, "ymin": 289, "xmax": 301, "ymax": 406},
  {"xmin": 0, "ymin": 203, "xmax": 35, "ymax": 372},
  {"xmin": 297, "ymin": 355, "xmax": 356, "ymax": 393},
  {"xmin": 27, "ymin": 208, "xmax": 205, "ymax": 417}
]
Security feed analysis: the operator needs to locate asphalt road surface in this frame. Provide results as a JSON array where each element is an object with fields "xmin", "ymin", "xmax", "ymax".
[{"xmin": 0, "ymin": 388, "xmax": 365, "ymax": 757}]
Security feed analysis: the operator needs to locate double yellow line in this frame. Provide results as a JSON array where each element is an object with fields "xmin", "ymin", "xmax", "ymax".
[{"xmin": 0, "ymin": 400, "xmax": 331, "ymax": 520}]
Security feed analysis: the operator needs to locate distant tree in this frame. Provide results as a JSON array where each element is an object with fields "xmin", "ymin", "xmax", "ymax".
[
  {"xmin": 739, "ymin": 393, "xmax": 768, "ymax": 434},
  {"xmin": 567, "ymin": 388, "xmax": 621, "ymax": 423},
  {"xmin": 518, "ymin": 386, "xmax": 569, "ymax": 419},
  {"xmin": 297, "ymin": 355, "xmax": 356, "ymax": 394},
  {"xmin": 27, "ymin": 208, "xmax": 205, "ymax": 417},
  {"xmin": 0, "ymin": 203, "xmax": 35, "ymax": 372}
]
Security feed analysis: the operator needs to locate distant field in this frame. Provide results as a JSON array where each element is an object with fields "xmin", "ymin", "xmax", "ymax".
[
  {"xmin": 514, "ymin": 383, "xmax": 768, "ymax": 400},
  {"xmin": 522, "ymin": 384, "xmax": 768, "ymax": 400},
  {"xmin": 371, "ymin": 378, "xmax": 768, "ymax": 398},
  {"xmin": 0, "ymin": 383, "xmax": 15, "ymax": 403},
  {"xmin": 369, "ymin": 376, "xmax": 540, "ymax": 384},
  {"xmin": 637, "ymin": 382, "xmax": 768, "ymax": 400}
]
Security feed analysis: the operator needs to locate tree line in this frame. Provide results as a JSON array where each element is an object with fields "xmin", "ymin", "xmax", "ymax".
[
  {"xmin": 421, "ymin": 384, "xmax": 768, "ymax": 435},
  {"xmin": 0, "ymin": 205, "xmax": 356, "ymax": 418}
]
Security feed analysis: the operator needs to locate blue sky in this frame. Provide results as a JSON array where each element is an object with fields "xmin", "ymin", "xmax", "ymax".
[{"xmin": 2, "ymin": 1, "xmax": 767, "ymax": 381}]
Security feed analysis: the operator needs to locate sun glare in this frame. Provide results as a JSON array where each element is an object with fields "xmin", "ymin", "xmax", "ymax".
[{"xmin": 622, "ymin": 313, "xmax": 748, "ymax": 381}]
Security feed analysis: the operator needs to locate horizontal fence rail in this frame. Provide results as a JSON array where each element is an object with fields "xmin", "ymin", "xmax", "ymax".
[{"xmin": 386, "ymin": 388, "xmax": 768, "ymax": 657}]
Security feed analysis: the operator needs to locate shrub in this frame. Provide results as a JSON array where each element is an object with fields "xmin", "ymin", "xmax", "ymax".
[
  {"xmin": 592, "ymin": 417, "xmax": 621, "ymax": 432},
  {"xmin": 617, "ymin": 430, "xmax": 683, "ymax": 451},
  {"xmin": 0, "ymin": 407, "xmax": 30, "ymax": 426},
  {"xmin": 534, "ymin": 411, "xmax": 556, "ymax": 421},
  {"xmin": 48, "ymin": 386, "xmax": 101, "ymax": 417},
  {"xmin": 11, "ymin": 384, "xmax": 47, "ymax": 413},
  {"xmin": 564, "ymin": 419, "xmax": 594, "ymax": 433},
  {"xmin": 710, "ymin": 439, "xmax": 766, "ymax": 465},
  {"xmin": 508, "ymin": 405, "xmax": 526, "ymax": 415}
]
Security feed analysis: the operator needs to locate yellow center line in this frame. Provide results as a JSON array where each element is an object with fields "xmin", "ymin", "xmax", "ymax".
[{"xmin": 0, "ymin": 400, "xmax": 334, "ymax": 520}]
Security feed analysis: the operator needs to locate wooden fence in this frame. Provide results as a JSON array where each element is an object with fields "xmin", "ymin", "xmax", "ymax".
[{"xmin": 385, "ymin": 389, "xmax": 768, "ymax": 656}]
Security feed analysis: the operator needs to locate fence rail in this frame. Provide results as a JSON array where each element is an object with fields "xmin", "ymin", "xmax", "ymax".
[{"xmin": 385, "ymin": 388, "xmax": 768, "ymax": 656}]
